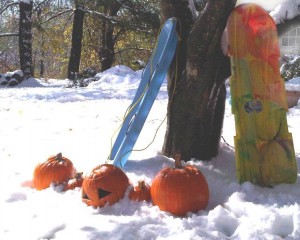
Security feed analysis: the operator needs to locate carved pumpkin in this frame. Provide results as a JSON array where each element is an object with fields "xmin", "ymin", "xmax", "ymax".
[
  {"xmin": 150, "ymin": 155, "xmax": 209, "ymax": 216},
  {"xmin": 33, "ymin": 153, "xmax": 76, "ymax": 190},
  {"xmin": 82, "ymin": 164, "xmax": 129, "ymax": 208},
  {"xmin": 129, "ymin": 180, "xmax": 151, "ymax": 202},
  {"xmin": 63, "ymin": 172, "xmax": 84, "ymax": 191}
]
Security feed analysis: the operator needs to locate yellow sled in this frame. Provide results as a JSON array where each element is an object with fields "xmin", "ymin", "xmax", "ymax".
[{"xmin": 227, "ymin": 4, "xmax": 297, "ymax": 186}]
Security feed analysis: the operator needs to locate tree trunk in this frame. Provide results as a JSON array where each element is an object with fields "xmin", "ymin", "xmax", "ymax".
[
  {"xmin": 99, "ymin": 16, "xmax": 115, "ymax": 71},
  {"xmin": 67, "ymin": 4, "xmax": 85, "ymax": 80},
  {"xmin": 161, "ymin": 0, "xmax": 197, "ymax": 155},
  {"xmin": 162, "ymin": 0, "xmax": 236, "ymax": 161},
  {"xmin": 99, "ymin": 1, "xmax": 121, "ymax": 71},
  {"xmin": 19, "ymin": 0, "xmax": 33, "ymax": 79},
  {"xmin": 160, "ymin": 0, "xmax": 198, "ymax": 95}
]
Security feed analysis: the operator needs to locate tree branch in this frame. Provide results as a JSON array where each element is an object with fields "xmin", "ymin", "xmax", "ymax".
[
  {"xmin": 0, "ymin": 32, "xmax": 19, "ymax": 37},
  {"xmin": 0, "ymin": 2, "xmax": 19, "ymax": 15},
  {"xmin": 41, "ymin": 8, "xmax": 73, "ymax": 25},
  {"xmin": 115, "ymin": 47, "xmax": 151, "ymax": 54},
  {"xmin": 84, "ymin": 8, "xmax": 119, "ymax": 24},
  {"xmin": 0, "ymin": 49, "xmax": 7, "ymax": 56},
  {"xmin": 84, "ymin": 8, "xmax": 154, "ymax": 32},
  {"xmin": 33, "ymin": 0, "xmax": 51, "ymax": 13}
]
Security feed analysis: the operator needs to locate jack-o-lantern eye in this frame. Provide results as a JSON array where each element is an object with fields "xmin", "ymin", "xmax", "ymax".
[
  {"xmin": 82, "ymin": 188, "xmax": 112, "ymax": 200},
  {"xmin": 98, "ymin": 189, "xmax": 112, "ymax": 198}
]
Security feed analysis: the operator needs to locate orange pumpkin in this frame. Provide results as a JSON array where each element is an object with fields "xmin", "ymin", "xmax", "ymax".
[
  {"xmin": 129, "ymin": 180, "xmax": 151, "ymax": 202},
  {"xmin": 82, "ymin": 164, "xmax": 130, "ymax": 208},
  {"xmin": 33, "ymin": 153, "xmax": 76, "ymax": 190},
  {"xmin": 150, "ymin": 155, "xmax": 209, "ymax": 216},
  {"xmin": 63, "ymin": 172, "xmax": 84, "ymax": 191}
]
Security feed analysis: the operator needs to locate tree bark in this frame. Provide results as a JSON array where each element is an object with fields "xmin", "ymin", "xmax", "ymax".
[
  {"xmin": 160, "ymin": 0, "xmax": 197, "ymax": 156},
  {"xmin": 99, "ymin": 1, "xmax": 121, "ymax": 71},
  {"xmin": 67, "ymin": 4, "xmax": 85, "ymax": 80},
  {"xmin": 99, "ymin": 15, "xmax": 115, "ymax": 71},
  {"xmin": 162, "ymin": 0, "xmax": 236, "ymax": 161},
  {"xmin": 19, "ymin": 0, "xmax": 33, "ymax": 79}
]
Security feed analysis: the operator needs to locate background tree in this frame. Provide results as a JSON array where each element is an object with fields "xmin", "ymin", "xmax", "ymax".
[
  {"xmin": 32, "ymin": 0, "xmax": 74, "ymax": 78},
  {"xmin": 97, "ymin": 0, "xmax": 122, "ymax": 71},
  {"xmin": 19, "ymin": 0, "xmax": 34, "ymax": 78},
  {"xmin": 0, "ymin": 1, "xmax": 19, "ymax": 71},
  {"xmin": 85, "ymin": 0, "xmax": 160, "ymax": 71},
  {"xmin": 0, "ymin": 0, "xmax": 74, "ymax": 78},
  {"xmin": 0, "ymin": 0, "xmax": 160, "ymax": 78},
  {"xmin": 67, "ymin": 1, "xmax": 85, "ymax": 80},
  {"xmin": 280, "ymin": 55, "xmax": 300, "ymax": 81},
  {"xmin": 162, "ymin": 0, "xmax": 237, "ymax": 161}
]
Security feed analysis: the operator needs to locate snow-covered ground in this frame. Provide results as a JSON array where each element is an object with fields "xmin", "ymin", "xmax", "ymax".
[{"xmin": 0, "ymin": 65, "xmax": 300, "ymax": 240}]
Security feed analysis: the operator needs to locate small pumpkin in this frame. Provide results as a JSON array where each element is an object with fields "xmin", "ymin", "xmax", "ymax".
[
  {"xmin": 33, "ymin": 153, "xmax": 76, "ymax": 190},
  {"xmin": 63, "ymin": 172, "xmax": 84, "ymax": 191},
  {"xmin": 82, "ymin": 164, "xmax": 130, "ymax": 208},
  {"xmin": 150, "ymin": 154, "xmax": 209, "ymax": 216},
  {"xmin": 129, "ymin": 180, "xmax": 151, "ymax": 202}
]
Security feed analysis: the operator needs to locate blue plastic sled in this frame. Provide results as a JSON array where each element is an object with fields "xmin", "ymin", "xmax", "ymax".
[{"xmin": 109, "ymin": 18, "xmax": 179, "ymax": 168}]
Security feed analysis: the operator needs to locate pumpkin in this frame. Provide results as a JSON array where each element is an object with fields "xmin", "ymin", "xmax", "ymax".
[
  {"xmin": 150, "ymin": 155, "xmax": 209, "ymax": 216},
  {"xmin": 63, "ymin": 172, "xmax": 84, "ymax": 191},
  {"xmin": 33, "ymin": 153, "xmax": 76, "ymax": 190},
  {"xmin": 129, "ymin": 180, "xmax": 151, "ymax": 202},
  {"xmin": 82, "ymin": 164, "xmax": 129, "ymax": 208}
]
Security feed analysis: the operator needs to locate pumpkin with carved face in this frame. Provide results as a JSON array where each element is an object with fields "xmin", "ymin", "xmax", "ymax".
[{"xmin": 81, "ymin": 164, "xmax": 130, "ymax": 207}]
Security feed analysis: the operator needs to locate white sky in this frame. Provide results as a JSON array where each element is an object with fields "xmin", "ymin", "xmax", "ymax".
[{"xmin": 237, "ymin": 0, "xmax": 287, "ymax": 10}]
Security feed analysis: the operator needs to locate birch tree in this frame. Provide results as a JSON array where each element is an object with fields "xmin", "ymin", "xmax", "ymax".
[{"xmin": 19, "ymin": 0, "xmax": 33, "ymax": 78}]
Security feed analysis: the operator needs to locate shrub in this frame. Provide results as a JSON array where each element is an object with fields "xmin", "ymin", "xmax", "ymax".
[{"xmin": 280, "ymin": 55, "xmax": 300, "ymax": 81}]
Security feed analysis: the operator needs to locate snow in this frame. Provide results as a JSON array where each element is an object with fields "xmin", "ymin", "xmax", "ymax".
[
  {"xmin": 270, "ymin": 0, "xmax": 300, "ymax": 23},
  {"xmin": 0, "ymin": 65, "xmax": 300, "ymax": 240},
  {"xmin": 188, "ymin": 0, "xmax": 198, "ymax": 19}
]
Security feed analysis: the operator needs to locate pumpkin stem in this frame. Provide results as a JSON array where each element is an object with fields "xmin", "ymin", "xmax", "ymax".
[
  {"xmin": 174, "ymin": 154, "xmax": 182, "ymax": 169},
  {"xmin": 137, "ymin": 180, "xmax": 146, "ymax": 189},
  {"xmin": 75, "ymin": 172, "xmax": 83, "ymax": 180},
  {"xmin": 55, "ymin": 152, "xmax": 63, "ymax": 162}
]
